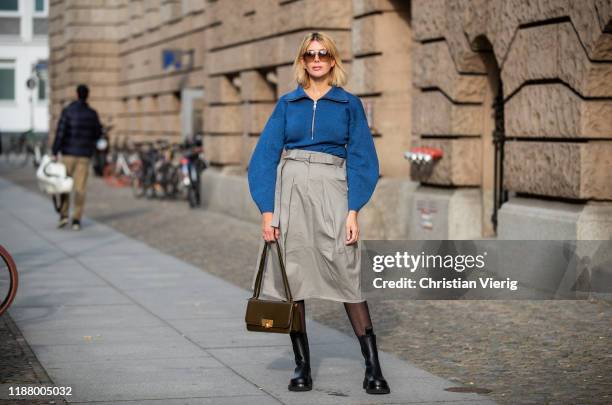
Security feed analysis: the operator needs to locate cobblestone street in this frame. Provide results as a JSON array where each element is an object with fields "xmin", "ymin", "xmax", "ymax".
[
  {"xmin": 0, "ymin": 314, "xmax": 66, "ymax": 405},
  {"xmin": 1, "ymin": 162, "xmax": 611, "ymax": 405}
]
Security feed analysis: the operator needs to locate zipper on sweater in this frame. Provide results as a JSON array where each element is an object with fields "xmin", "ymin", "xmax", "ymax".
[{"xmin": 311, "ymin": 100, "xmax": 317, "ymax": 140}]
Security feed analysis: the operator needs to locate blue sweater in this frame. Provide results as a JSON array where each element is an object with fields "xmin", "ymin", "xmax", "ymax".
[{"xmin": 247, "ymin": 84, "xmax": 379, "ymax": 214}]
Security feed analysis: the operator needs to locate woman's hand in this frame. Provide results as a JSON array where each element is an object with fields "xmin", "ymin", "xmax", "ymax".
[
  {"xmin": 261, "ymin": 212, "xmax": 280, "ymax": 241},
  {"xmin": 345, "ymin": 210, "xmax": 359, "ymax": 245}
]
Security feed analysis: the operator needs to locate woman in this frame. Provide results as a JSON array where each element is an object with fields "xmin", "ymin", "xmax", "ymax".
[{"xmin": 247, "ymin": 32, "xmax": 390, "ymax": 395}]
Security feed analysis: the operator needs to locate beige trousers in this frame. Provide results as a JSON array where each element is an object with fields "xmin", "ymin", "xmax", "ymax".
[
  {"xmin": 252, "ymin": 149, "xmax": 364, "ymax": 303},
  {"xmin": 60, "ymin": 155, "xmax": 91, "ymax": 220}
]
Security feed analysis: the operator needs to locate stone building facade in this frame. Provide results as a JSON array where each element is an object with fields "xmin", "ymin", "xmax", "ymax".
[
  {"xmin": 410, "ymin": 0, "xmax": 612, "ymax": 241},
  {"xmin": 49, "ymin": 0, "xmax": 611, "ymax": 241},
  {"xmin": 49, "ymin": 0, "xmax": 206, "ymax": 145}
]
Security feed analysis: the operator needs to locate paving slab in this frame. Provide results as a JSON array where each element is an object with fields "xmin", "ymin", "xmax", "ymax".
[
  {"xmin": 16, "ymin": 324, "xmax": 190, "ymax": 347},
  {"xmin": 0, "ymin": 177, "xmax": 496, "ymax": 404}
]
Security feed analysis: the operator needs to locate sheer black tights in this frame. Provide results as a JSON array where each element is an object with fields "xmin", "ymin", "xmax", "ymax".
[
  {"xmin": 295, "ymin": 300, "xmax": 372, "ymax": 337},
  {"xmin": 343, "ymin": 301, "xmax": 373, "ymax": 337}
]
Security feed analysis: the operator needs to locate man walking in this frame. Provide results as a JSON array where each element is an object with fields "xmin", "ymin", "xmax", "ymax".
[{"xmin": 52, "ymin": 84, "xmax": 102, "ymax": 230}]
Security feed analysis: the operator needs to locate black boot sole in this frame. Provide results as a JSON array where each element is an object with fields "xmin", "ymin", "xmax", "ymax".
[
  {"xmin": 363, "ymin": 379, "xmax": 391, "ymax": 394},
  {"xmin": 288, "ymin": 380, "xmax": 313, "ymax": 391},
  {"xmin": 365, "ymin": 387, "xmax": 391, "ymax": 394}
]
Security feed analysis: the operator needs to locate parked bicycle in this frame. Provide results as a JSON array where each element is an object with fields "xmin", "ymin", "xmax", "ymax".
[
  {"xmin": 132, "ymin": 139, "xmax": 182, "ymax": 199},
  {"xmin": 3, "ymin": 132, "xmax": 27, "ymax": 163},
  {"xmin": 180, "ymin": 136, "xmax": 207, "ymax": 207},
  {"xmin": 3, "ymin": 131, "xmax": 46, "ymax": 167},
  {"xmin": 103, "ymin": 135, "xmax": 140, "ymax": 187},
  {"xmin": 0, "ymin": 245, "xmax": 18, "ymax": 316},
  {"xmin": 25, "ymin": 131, "xmax": 47, "ymax": 168},
  {"xmin": 105, "ymin": 136, "xmax": 207, "ymax": 205},
  {"xmin": 131, "ymin": 141, "xmax": 157, "ymax": 198}
]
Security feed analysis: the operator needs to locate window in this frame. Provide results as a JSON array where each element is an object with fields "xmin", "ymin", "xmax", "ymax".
[
  {"xmin": 34, "ymin": 0, "xmax": 48, "ymax": 15},
  {"xmin": 0, "ymin": 17, "xmax": 20, "ymax": 35},
  {"xmin": 0, "ymin": 0, "xmax": 20, "ymax": 36},
  {"xmin": 33, "ymin": 17, "xmax": 47, "ymax": 35},
  {"xmin": 35, "ymin": 61, "xmax": 48, "ymax": 100},
  {"xmin": 34, "ymin": 0, "xmax": 47, "ymax": 35},
  {"xmin": 0, "ymin": 0, "xmax": 18, "ymax": 11},
  {"xmin": 37, "ymin": 76, "xmax": 47, "ymax": 100},
  {"xmin": 0, "ymin": 61, "xmax": 16, "ymax": 100}
]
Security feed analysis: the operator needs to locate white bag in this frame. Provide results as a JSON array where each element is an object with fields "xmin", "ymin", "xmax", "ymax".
[{"xmin": 36, "ymin": 155, "xmax": 74, "ymax": 195}]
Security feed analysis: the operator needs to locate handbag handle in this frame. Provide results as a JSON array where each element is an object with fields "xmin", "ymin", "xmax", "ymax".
[{"xmin": 252, "ymin": 240, "xmax": 293, "ymax": 302}]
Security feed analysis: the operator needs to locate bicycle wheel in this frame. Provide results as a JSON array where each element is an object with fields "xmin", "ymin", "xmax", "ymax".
[
  {"xmin": 117, "ymin": 173, "xmax": 132, "ymax": 187},
  {"xmin": 187, "ymin": 187, "xmax": 198, "ymax": 208},
  {"xmin": 131, "ymin": 172, "xmax": 145, "ymax": 198},
  {"xmin": 102, "ymin": 164, "xmax": 115, "ymax": 180},
  {"xmin": 163, "ymin": 166, "xmax": 180, "ymax": 199},
  {"xmin": 0, "ymin": 245, "xmax": 18, "ymax": 316}
]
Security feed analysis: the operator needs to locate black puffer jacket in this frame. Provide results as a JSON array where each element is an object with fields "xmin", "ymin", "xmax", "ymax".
[{"xmin": 52, "ymin": 100, "xmax": 102, "ymax": 158}]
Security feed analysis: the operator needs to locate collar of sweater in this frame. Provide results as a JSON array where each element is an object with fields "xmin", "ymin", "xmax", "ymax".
[{"xmin": 286, "ymin": 84, "xmax": 349, "ymax": 103}]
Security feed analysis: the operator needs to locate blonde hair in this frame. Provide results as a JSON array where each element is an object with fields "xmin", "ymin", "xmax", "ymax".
[{"xmin": 292, "ymin": 32, "xmax": 347, "ymax": 88}]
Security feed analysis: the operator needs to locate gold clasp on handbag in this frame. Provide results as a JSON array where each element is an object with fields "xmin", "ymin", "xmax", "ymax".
[{"xmin": 261, "ymin": 318, "xmax": 273, "ymax": 328}]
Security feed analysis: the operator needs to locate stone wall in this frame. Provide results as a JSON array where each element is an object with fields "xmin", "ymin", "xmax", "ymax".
[
  {"xmin": 49, "ymin": 0, "xmax": 414, "ymax": 178},
  {"xmin": 49, "ymin": 0, "xmax": 208, "ymax": 145},
  {"xmin": 411, "ymin": 0, "xmax": 612, "ymax": 237},
  {"xmin": 203, "ymin": 0, "xmax": 353, "ymax": 169},
  {"xmin": 49, "ymin": 0, "xmax": 126, "ymax": 139},
  {"xmin": 116, "ymin": 0, "xmax": 207, "ymax": 143},
  {"xmin": 349, "ymin": 0, "xmax": 412, "ymax": 177},
  {"xmin": 48, "ymin": 0, "xmax": 611, "ymax": 240}
]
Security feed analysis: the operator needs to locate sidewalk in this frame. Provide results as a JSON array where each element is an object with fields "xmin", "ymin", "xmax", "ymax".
[{"xmin": 0, "ymin": 177, "xmax": 496, "ymax": 404}]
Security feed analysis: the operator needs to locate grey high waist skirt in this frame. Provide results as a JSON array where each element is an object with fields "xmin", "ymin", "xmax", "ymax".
[{"xmin": 251, "ymin": 148, "xmax": 364, "ymax": 303}]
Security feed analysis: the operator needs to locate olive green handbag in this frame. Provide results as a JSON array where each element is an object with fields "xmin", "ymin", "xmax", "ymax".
[{"xmin": 245, "ymin": 240, "xmax": 303, "ymax": 334}]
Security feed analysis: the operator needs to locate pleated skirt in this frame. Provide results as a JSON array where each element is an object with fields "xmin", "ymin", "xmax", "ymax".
[{"xmin": 251, "ymin": 148, "xmax": 364, "ymax": 303}]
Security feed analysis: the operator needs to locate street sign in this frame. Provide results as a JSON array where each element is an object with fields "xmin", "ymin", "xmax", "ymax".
[
  {"xmin": 162, "ymin": 49, "xmax": 182, "ymax": 70},
  {"xmin": 162, "ymin": 49, "xmax": 194, "ymax": 71}
]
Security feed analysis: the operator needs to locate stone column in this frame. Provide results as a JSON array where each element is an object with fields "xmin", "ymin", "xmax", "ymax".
[{"xmin": 49, "ymin": 0, "xmax": 125, "ymax": 145}]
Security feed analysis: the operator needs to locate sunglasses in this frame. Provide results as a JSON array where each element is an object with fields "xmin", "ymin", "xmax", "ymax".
[{"xmin": 303, "ymin": 49, "xmax": 331, "ymax": 63}]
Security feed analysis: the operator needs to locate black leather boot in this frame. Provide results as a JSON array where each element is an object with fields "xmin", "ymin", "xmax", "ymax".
[
  {"xmin": 358, "ymin": 327, "xmax": 390, "ymax": 394},
  {"xmin": 288, "ymin": 331, "xmax": 312, "ymax": 391}
]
